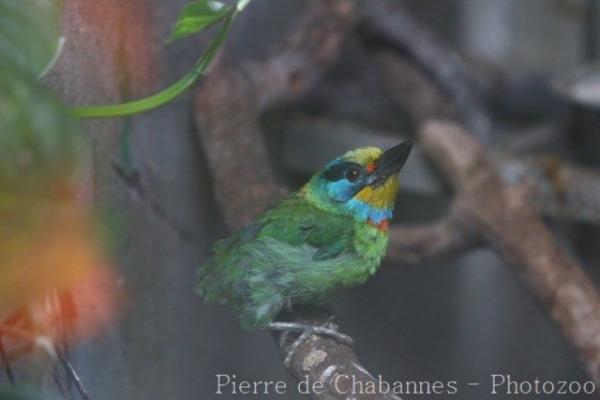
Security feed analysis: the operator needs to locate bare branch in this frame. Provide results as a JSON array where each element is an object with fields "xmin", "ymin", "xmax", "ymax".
[
  {"xmin": 387, "ymin": 207, "xmax": 481, "ymax": 265},
  {"xmin": 274, "ymin": 307, "xmax": 402, "ymax": 400},
  {"xmin": 56, "ymin": 347, "xmax": 90, "ymax": 400},
  {"xmin": 498, "ymin": 156, "xmax": 600, "ymax": 224},
  {"xmin": 358, "ymin": 0, "xmax": 491, "ymax": 142},
  {"xmin": 195, "ymin": 0, "xmax": 354, "ymax": 230},
  {"xmin": 359, "ymin": 3, "xmax": 600, "ymax": 384},
  {"xmin": 420, "ymin": 121, "xmax": 600, "ymax": 386}
]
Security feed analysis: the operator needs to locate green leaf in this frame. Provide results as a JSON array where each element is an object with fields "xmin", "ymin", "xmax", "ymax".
[
  {"xmin": 169, "ymin": 0, "xmax": 231, "ymax": 42},
  {"xmin": 0, "ymin": 0, "xmax": 62, "ymax": 78}
]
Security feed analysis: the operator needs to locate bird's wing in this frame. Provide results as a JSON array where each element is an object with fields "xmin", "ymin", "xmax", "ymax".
[
  {"xmin": 198, "ymin": 193, "xmax": 356, "ymax": 328},
  {"xmin": 258, "ymin": 194, "xmax": 355, "ymax": 261}
]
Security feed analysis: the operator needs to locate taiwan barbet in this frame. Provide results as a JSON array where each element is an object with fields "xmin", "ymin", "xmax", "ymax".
[{"xmin": 197, "ymin": 142, "xmax": 412, "ymax": 357}]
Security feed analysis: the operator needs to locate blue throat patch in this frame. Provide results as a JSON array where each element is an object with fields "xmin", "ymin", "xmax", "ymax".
[{"xmin": 344, "ymin": 198, "xmax": 393, "ymax": 224}]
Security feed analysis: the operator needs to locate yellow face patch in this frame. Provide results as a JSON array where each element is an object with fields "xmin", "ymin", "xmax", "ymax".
[
  {"xmin": 341, "ymin": 147, "xmax": 382, "ymax": 166},
  {"xmin": 355, "ymin": 177, "xmax": 399, "ymax": 209},
  {"xmin": 340, "ymin": 146, "xmax": 400, "ymax": 210}
]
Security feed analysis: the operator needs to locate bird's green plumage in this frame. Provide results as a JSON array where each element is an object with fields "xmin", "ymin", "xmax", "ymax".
[{"xmin": 197, "ymin": 144, "xmax": 411, "ymax": 329}]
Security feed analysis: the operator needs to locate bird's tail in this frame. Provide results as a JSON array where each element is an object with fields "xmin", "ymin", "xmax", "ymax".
[
  {"xmin": 196, "ymin": 256, "xmax": 228, "ymax": 304},
  {"xmin": 197, "ymin": 223, "xmax": 261, "ymax": 305}
]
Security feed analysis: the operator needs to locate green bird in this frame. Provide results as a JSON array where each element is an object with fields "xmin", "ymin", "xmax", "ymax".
[{"xmin": 197, "ymin": 142, "xmax": 412, "ymax": 355}]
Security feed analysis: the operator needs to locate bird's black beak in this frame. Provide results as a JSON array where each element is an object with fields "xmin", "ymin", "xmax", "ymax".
[{"xmin": 369, "ymin": 140, "xmax": 413, "ymax": 187}]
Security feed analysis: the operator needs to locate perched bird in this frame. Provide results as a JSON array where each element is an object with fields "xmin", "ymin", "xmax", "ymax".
[{"xmin": 197, "ymin": 142, "xmax": 412, "ymax": 355}]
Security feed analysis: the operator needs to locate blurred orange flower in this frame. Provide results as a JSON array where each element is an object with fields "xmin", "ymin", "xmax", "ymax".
[{"xmin": 0, "ymin": 184, "xmax": 122, "ymax": 363}]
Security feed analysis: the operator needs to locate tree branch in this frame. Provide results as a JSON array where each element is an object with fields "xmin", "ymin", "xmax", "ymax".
[
  {"xmin": 498, "ymin": 156, "xmax": 600, "ymax": 224},
  {"xmin": 274, "ymin": 307, "xmax": 402, "ymax": 400},
  {"xmin": 197, "ymin": 0, "xmax": 600, "ymax": 390},
  {"xmin": 275, "ymin": 115, "xmax": 600, "ymax": 226},
  {"xmin": 417, "ymin": 121, "xmax": 600, "ymax": 385},
  {"xmin": 195, "ymin": 2, "xmax": 405, "ymax": 398},
  {"xmin": 358, "ymin": 0, "xmax": 491, "ymax": 143},
  {"xmin": 387, "ymin": 205, "xmax": 482, "ymax": 265},
  {"xmin": 195, "ymin": 0, "xmax": 354, "ymax": 230},
  {"xmin": 357, "ymin": 2, "xmax": 600, "ymax": 386}
]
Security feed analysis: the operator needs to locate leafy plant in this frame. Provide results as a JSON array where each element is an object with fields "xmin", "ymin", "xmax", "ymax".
[
  {"xmin": 0, "ymin": 68, "xmax": 83, "ymax": 188},
  {"xmin": 0, "ymin": 0, "xmax": 113, "ymax": 383},
  {"xmin": 71, "ymin": 0, "xmax": 253, "ymax": 119},
  {"xmin": 0, "ymin": 0, "xmax": 78, "ymax": 185},
  {"xmin": 0, "ymin": 0, "xmax": 253, "ymax": 395}
]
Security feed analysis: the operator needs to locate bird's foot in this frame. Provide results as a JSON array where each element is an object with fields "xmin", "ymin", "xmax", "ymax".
[{"xmin": 266, "ymin": 321, "xmax": 353, "ymax": 368}]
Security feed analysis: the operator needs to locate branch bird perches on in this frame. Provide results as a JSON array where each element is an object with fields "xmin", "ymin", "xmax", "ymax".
[
  {"xmin": 195, "ymin": 0, "xmax": 600, "ymax": 395},
  {"xmin": 196, "ymin": 1, "xmax": 401, "ymax": 399},
  {"xmin": 360, "ymin": 0, "xmax": 600, "ymax": 386}
]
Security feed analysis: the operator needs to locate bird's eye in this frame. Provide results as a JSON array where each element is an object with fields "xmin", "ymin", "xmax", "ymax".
[{"xmin": 345, "ymin": 167, "xmax": 361, "ymax": 182}]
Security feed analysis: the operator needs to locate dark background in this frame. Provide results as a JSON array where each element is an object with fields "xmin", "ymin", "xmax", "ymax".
[{"xmin": 46, "ymin": 0, "xmax": 600, "ymax": 398}]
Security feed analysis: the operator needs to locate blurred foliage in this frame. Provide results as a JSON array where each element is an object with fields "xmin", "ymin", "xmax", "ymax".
[
  {"xmin": 0, "ymin": 0, "xmax": 251, "ymax": 392},
  {"xmin": 169, "ymin": 0, "xmax": 232, "ymax": 42},
  {"xmin": 0, "ymin": 0, "xmax": 252, "ymax": 369},
  {"xmin": 0, "ymin": 0, "xmax": 61, "ymax": 79},
  {"xmin": 0, "ymin": 0, "xmax": 116, "ymax": 368},
  {"xmin": 0, "ymin": 198, "xmax": 105, "ymax": 316},
  {"xmin": 71, "ymin": 0, "xmax": 251, "ymax": 118},
  {"xmin": 0, "ymin": 68, "xmax": 84, "ymax": 188},
  {"xmin": 0, "ymin": 0, "xmax": 82, "ymax": 189},
  {"xmin": 0, "ymin": 0, "xmax": 90, "ymax": 318}
]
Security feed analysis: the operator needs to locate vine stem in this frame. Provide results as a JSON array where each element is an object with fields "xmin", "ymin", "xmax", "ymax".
[{"xmin": 70, "ymin": 3, "xmax": 244, "ymax": 119}]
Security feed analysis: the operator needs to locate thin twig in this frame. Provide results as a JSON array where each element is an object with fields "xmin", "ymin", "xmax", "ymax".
[
  {"xmin": 112, "ymin": 161, "xmax": 196, "ymax": 241},
  {"xmin": 0, "ymin": 337, "xmax": 15, "ymax": 386},
  {"xmin": 53, "ymin": 364, "xmax": 72, "ymax": 400},
  {"xmin": 55, "ymin": 348, "xmax": 90, "ymax": 400}
]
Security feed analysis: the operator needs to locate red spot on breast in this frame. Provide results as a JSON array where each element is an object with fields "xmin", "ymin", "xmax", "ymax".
[{"xmin": 368, "ymin": 219, "xmax": 389, "ymax": 231}]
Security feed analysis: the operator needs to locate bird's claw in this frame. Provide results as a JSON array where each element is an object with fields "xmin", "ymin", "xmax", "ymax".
[
  {"xmin": 283, "ymin": 329, "xmax": 312, "ymax": 368},
  {"xmin": 266, "ymin": 320, "xmax": 353, "ymax": 367}
]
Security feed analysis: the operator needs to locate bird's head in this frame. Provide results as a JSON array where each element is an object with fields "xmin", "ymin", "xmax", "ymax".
[{"xmin": 303, "ymin": 141, "xmax": 412, "ymax": 228}]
